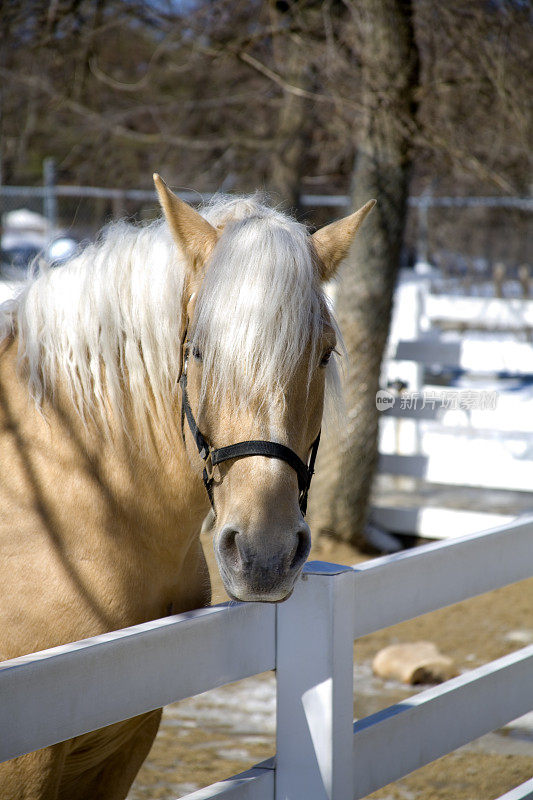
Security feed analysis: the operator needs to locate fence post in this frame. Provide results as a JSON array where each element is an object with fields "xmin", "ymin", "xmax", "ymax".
[
  {"xmin": 518, "ymin": 264, "xmax": 530, "ymax": 299},
  {"xmin": 493, "ymin": 262, "xmax": 506, "ymax": 298},
  {"xmin": 275, "ymin": 562, "xmax": 355, "ymax": 800},
  {"xmin": 43, "ymin": 157, "xmax": 57, "ymax": 241},
  {"xmin": 112, "ymin": 190, "xmax": 126, "ymax": 220},
  {"xmin": 416, "ymin": 188, "xmax": 431, "ymax": 268}
]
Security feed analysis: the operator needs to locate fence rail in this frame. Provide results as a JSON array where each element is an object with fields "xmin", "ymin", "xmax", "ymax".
[
  {"xmin": 2, "ymin": 516, "xmax": 532, "ymax": 799},
  {"xmin": 2, "ymin": 185, "xmax": 532, "ymax": 210},
  {"xmin": 395, "ymin": 338, "xmax": 533, "ymax": 375},
  {"xmin": 0, "ymin": 184, "xmax": 204, "ymax": 205},
  {"xmin": 424, "ymin": 295, "xmax": 533, "ymax": 328},
  {"xmin": 2, "ymin": 181, "xmax": 531, "ymax": 271},
  {"xmin": 0, "ymin": 603, "xmax": 274, "ymax": 763}
]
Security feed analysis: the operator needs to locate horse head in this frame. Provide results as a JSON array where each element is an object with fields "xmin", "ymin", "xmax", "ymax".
[{"xmin": 155, "ymin": 175, "xmax": 374, "ymax": 602}]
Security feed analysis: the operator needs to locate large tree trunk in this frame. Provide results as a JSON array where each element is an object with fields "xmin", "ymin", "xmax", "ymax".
[{"xmin": 309, "ymin": 0, "xmax": 420, "ymax": 547}]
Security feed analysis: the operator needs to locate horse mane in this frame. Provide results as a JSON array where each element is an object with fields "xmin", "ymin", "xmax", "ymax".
[{"xmin": 0, "ymin": 195, "xmax": 341, "ymax": 435}]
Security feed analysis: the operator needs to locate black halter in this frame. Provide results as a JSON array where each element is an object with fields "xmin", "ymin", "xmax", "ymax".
[{"xmin": 179, "ymin": 343, "xmax": 320, "ymax": 516}]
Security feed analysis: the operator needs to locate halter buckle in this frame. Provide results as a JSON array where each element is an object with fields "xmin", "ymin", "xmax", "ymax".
[{"xmin": 203, "ymin": 449, "xmax": 214, "ymax": 480}]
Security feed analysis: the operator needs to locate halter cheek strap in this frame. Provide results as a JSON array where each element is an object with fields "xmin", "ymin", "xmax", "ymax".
[{"xmin": 179, "ymin": 348, "xmax": 320, "ymax": 516}]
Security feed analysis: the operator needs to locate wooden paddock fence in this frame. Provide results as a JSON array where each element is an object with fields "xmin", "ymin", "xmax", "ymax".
[
  {"xmin": 1, "ymin": 516, "xmax": 532, "ymax": 799},
  {"xmin": 375, "ymin": 272, "xmax": 533, "ymax": 542}
]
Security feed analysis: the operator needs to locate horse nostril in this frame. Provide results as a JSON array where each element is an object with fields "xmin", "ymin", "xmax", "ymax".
[
  {"xmin": 290, "ymin": 526, "xmax": 311, "ymax": 570},
  {"xmin": 217, "ymin": 526, "xmax": 243, "ymax": 569}
]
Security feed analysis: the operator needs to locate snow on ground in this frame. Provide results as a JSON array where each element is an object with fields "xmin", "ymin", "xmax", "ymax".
[{"xmin": 164, "ymin": 673, "xmax": 276, "ymax": 737}]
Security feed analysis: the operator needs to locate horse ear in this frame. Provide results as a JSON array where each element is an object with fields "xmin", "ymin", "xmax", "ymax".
[
  {"xmin": 153, "ymin": 174, "xmax": 218, "ymax": 273},
  {"xmin": 312, "ymin": 199, "xmax": 376, "ymax": 282}
]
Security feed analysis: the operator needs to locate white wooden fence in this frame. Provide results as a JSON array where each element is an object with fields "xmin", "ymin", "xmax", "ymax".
[
  {"xmin": 375, "ymin": 272, "xmax": 533, "ymax": 541},
  {"xmin": 1, "ymin": 516, "xmax": 532, "ymax": 799}
]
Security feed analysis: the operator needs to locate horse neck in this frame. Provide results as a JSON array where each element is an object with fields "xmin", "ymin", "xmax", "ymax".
[
  {"xmin": 1, "ymin": 335, "xmax": 212, "ymax": 647},
  {"xmin": 79, "ymin": 394, "xmax": 211, "ymax": 549},
  {"xmin": 1, "ymin": 334, "xmax": 210, "ymax": 552}
]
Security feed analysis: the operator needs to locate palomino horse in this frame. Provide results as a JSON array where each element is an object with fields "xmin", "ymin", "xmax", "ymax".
[{"xmin": 0, "ymin": 175, "xmax": 374, "ymax": 799}]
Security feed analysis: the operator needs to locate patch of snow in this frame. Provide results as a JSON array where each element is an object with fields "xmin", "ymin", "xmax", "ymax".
[
  {"xmin": 216, "ymin": 748, "xmax": 251, "ymax": 761},
  {"xmin": 504, "ymin": 630, "xmax": 533, "ymax": 646},
  {"xmin": 163, "ymin": 674, "xmax": 276, "ymax": 735}
]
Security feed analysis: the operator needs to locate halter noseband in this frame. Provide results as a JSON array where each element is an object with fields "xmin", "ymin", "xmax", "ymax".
[{"xmin": 179, "ymin": 341, "xmax": 320, "ymax": 516}]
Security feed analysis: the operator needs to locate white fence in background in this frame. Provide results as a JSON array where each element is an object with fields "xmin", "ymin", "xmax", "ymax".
[
  {"xmin": 375, "ymin": 271, "xmax": 533, "ymax": 541},
  {"xmin": 1, "ymin": 516, "xmax": 532, "ymax": 799}
]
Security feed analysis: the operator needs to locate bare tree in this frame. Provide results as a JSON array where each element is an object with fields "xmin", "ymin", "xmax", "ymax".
[
  {"xmin": 308, "ymin": 0, "xmax": 420, "ymax": 548},
  {"xmin": 1, "ymin": 0, "xmax": 529, "ymax": 195}
]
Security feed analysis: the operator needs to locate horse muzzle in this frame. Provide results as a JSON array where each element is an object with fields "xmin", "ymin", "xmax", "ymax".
[{"xmin": 214, "ymin": 521, "xmax": 311, "ymax": 602}]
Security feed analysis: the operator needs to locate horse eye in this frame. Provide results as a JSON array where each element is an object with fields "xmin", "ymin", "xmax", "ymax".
[
  {"xmin": 192, "ymin": 345, "xmax": 203, "ymax": 361},
  {"xmin": 320, "ymin": 349, "xmax": 333, "ymax": 367}
]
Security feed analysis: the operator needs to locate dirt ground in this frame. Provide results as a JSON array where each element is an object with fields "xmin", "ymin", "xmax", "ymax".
[{"xmin": 128, "ymin": 532, "xmax": 533, "ymax": 800}]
